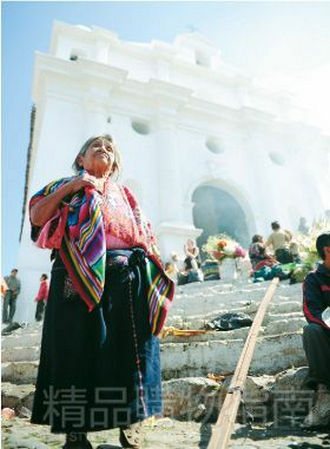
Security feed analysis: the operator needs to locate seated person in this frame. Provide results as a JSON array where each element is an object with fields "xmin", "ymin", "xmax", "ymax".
[
  {"xmin": 265, "ymin": 221, "xmax": 293, "ymax": 264},
  {"xmin": 177, "ymin": 242, "xmax": 204, "ymax": 285},
  {"xmin": 249, "ymin": 235, "xmax": 267, "ymax": 268},
  {"xmin": 301, "ymin": 232, "xmax": 330, "ymax": 428},
  {"xmin": 165, "ymin": 262, "xmax": 178, "ymax": 283},
  {"xmin": 249, "ymin": 234, "xmax": 277, "ymax": 270},
  {"xmin": 170, "ymin": 251, "xmax": 182, "ymax": 272},
  {"xmin": 184, "ymin": 238, "xmax": 201, "ymax": 270}
]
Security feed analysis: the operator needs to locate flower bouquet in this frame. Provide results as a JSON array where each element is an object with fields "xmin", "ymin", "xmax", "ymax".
[{"xmin": 202, "ymin": 233, "xmax": 247, "ymax": 262}]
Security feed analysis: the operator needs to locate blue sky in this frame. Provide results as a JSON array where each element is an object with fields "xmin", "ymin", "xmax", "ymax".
[{"xmin": 2, "ymin": 1, "xmax": 330, "ymax": 275}]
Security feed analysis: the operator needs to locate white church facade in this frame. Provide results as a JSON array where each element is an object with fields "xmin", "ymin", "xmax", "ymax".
[{"xmin": 17, "ymin": 20, "xmax": 330, "ymax": 322}]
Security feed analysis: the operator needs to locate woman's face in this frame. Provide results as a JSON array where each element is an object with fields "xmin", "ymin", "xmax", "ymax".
[{"xmin": 79, "ymin": 138, "xmax": 115, "ymax": 175}]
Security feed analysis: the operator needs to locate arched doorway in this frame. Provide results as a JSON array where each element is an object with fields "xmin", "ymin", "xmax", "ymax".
[{"xmin": 192, "ymin": 184, "xmax": 250, "ymax": 258}]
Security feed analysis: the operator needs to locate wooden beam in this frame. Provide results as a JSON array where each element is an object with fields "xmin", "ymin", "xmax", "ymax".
[{"xmin": 207, "ymin": 277, "xmax": 280, "ymax": 449}]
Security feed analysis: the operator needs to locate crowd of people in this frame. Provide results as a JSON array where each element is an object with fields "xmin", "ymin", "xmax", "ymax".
[
  {"xmin": 249, "ymin": 220, "xmax": 300, "ymax": 271},
  {"xmin": 164, "ymin": 220, "xmax": 304, "ymax": 286},
  {"xmin": 0, "ymin": 218, "xmax": 313, "ymax": 324}
]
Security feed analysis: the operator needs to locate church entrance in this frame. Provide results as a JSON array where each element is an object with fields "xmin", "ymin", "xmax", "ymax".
[{"xmin": 192, "ymin": 184, "xmax": 250, "ymax": 259}]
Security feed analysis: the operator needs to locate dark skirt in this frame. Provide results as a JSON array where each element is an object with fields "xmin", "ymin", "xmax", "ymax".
[{"xmin": 30, "ymin": 248, "xmax": 162, "ymax": 434}]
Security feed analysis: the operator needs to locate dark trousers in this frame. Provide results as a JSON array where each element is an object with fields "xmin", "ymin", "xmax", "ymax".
[
  {"xmin": 275, "ymin": 248, "xmax": 293, "ymax": 264},
  {"xmin": 35, "ymin": 301, "xmax": 45, "ymax": 321},
  {"xmin": 2, "ymin": 291, "xmax": 17, "ymax": 323},
  {"xmin": 302, "ymin": 323, "xmax": 330, "ymax": 389}
]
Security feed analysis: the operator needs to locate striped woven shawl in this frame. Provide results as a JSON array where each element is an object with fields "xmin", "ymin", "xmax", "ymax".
[{"xmin": 29, "ymin": 174, "xmax": 174, "ymax": 335}]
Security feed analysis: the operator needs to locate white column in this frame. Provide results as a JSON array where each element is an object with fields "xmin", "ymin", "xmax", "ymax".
[
  {"xmin": 155, "ymin": 114, "xmax": 183, "ymax": 222},
  {"xmin": 83, "ymin": 89, "xmax": 108, "ymax": 137},
  {"xmin": 155, "ymin": 110, "xmax": 202, "ymax": 260}
]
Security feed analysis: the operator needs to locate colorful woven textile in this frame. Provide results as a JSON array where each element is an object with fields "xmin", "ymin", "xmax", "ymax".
[
  {"xmin": 30, "ymin": 175, "xmax": 106, "ymax": 311},
  {"xmin": 145, "ymin": 255, "xmax": 174, "ymax": 335},
  {"xmin": 29, "ymin": 173, "xmax": 175, "ymax": 334}
]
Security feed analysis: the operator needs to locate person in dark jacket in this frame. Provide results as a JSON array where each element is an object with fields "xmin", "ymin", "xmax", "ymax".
[{"xmin": 301, "ymin": 232, "xmax": 330, "ymax": 428}]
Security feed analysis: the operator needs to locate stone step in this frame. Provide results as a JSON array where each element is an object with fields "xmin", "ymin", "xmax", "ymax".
[
  {"xmin": 160, "ymin": 331, "xmax": 306, "ymax": 379},
  {"xmin": 2, "ymin": 361, "xmax": 39, "ymax": 384},
  {"xmin": 174, "ymin": 278, "xmax": 301, "ymax": 297},
  {"xmin": 168, "ymin": 294, "xmax": 302, "ymax": 322},
  {"xmin": 166, "ymin": 301, "xmax": 303, "ymax": 329},
  {"xmin": 2, "ymin": 346, "xmax": 41, "ymax": 363},
  {"xmin": 167, "ymin": 308, "xmax": 303, "ymax": 330},
  {"xmin": 164, "ymin": 317, "xmax": 305, "ymax": 342},
  {"xmin": 263, "ymin": 317, "xmax": 306, "ymax": 335},
  {"xmin": 1, "ymin": 382, "xmax": 35, "ymax": 411},
  {"xmin": 2, "ymin": 332, "xmax": 41, "ymax": 350}
]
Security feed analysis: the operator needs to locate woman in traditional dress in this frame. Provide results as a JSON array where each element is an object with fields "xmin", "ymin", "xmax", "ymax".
[{"xmin": 29, "ymin": 135, "xmax": 175, "ymax": 449}]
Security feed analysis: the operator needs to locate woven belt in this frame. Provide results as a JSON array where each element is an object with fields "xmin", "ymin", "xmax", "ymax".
[{"xmin": 106, "ymin": 247, "xmax": 146, "ymax": 270}]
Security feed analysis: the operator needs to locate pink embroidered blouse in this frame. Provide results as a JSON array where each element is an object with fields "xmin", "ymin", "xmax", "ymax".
[{"xmin": 100, "ymin": 179, "xmax": 156, "ymax": 251}]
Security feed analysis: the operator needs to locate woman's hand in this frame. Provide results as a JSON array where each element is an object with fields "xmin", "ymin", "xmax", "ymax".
[
  {"xmin": 30, "ymin": 173, "xmax": 106, "ymax": 227},
  {"xmin": 67, "ymin": 173, "xmax": 101, "ymax": 194},
  {"xmin": 30, "ymin": 174, "xmax": 96, "ymax": 227}
]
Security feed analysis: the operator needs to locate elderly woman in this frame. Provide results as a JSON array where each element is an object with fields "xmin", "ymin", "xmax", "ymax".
[{"xmin": 29, "ymin": 135, "xmax": 174, "ymax": 449}]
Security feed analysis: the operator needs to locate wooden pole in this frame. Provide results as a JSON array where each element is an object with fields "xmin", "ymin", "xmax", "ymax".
[{"xmin": 207, "ymin": 277, "xmax": 279, "ymax": 449}]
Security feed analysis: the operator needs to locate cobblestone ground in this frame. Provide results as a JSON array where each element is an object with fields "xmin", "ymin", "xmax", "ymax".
[{"xmin": 2, "ymin": 417, "xmax": 329, "ymax": 449}]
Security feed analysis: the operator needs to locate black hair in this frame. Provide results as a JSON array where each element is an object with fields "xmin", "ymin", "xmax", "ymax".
[
  {"xmin": 252, "ymin": 234, "xmax": 263, "ymax": 243},
  {"xmin": 271, "ymin": 221, "xmax": 280, "ymax": 230},
  {"xmin": 41, "ymin": 273, "xmax": 48, "ymax": 280},
  {"xmin": 316, "ymin": 232, "xmax": 330, "ymax": 260}
]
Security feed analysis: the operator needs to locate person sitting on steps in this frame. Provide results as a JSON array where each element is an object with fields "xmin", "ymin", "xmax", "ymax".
[{"xmin": 301, "ymin": 232, "xmax": 330, "ymax": 429}]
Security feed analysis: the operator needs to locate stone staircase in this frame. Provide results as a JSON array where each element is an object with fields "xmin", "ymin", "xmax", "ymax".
[
  {"xmin": 2, "ymin": 279, "xmax": 306, "ymax": 383},
  {"xmin": 161, "ymin": 278, "xmax": 306, "ymax": 378},
  {"xmin": 2, "ymin": 278, "xmax": 310, "ymax": 428}
]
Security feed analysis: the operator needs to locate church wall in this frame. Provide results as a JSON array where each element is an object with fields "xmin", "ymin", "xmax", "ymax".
[{"xmin": 16, "ymin": 22, "xmax": 330, "ymax": 323}]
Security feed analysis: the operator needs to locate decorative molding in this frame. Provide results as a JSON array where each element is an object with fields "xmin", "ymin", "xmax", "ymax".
[{"xmin": 156, "ymin": 222, "xmax": 202, "ymax": 238}]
